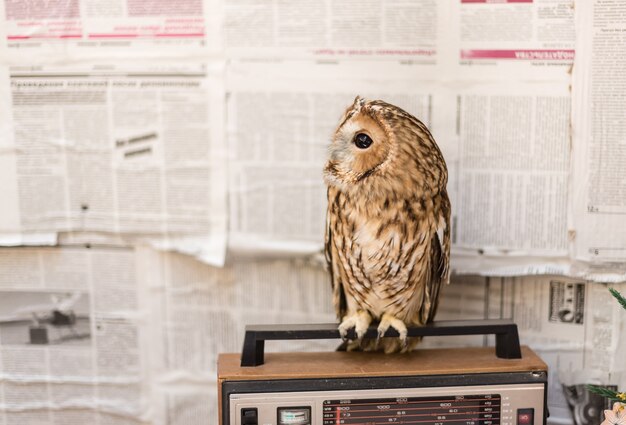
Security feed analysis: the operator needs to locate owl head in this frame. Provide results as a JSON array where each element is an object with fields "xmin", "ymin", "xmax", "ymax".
[
  {"xmin": 323, "ymin": 96, "xmax": 446, "ymax": 198},
  {"xmin": 323, "ymin": 96, "xmax": 395, "ymax": 192}
]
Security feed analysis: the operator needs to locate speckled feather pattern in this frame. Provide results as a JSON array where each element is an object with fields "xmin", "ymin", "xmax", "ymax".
[{"xmin": 323, "ymin": 97, "xmax": 451, "ymax": 353}]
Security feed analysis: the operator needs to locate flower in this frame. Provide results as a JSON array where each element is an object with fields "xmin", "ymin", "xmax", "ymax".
[
  {"xmin": 602, "ymin": 403, "xmax": 626, "ymax": 425},
  {"xmin": 619, "ymin": 393, "xmax": 626, "ymax": 402}
]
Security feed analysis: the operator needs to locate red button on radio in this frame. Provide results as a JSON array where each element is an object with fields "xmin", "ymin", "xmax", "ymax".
[{"xmin": 517, "ymin": 408, "xmax": 534, "ymax": 425}]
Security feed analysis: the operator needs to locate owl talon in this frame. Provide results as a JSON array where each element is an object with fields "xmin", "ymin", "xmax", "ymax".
[
  {"xmin": 339, "ymin": 327, "xmax": 350, "ymax": 341},
  {"xmin": 338, "ymin": 323, "xmax": 354, "ymax": 341},
  {"xmin": 399, "ymin": 335, "xmax": 408, "ymax": 350},
  {"xmin": 375, "ymin": 329, "xmax": 384, "ymax": 350},
  {"xmin": 377, "ymin": 313, "xmax": 408, "ymax": 350},
  {"xmin": 338, "ymin": 321, "xmax": 354, "ymax": 340},
  {"xmin": 338, "ymin": 311, "xmax": 371, "ymax": 341}
]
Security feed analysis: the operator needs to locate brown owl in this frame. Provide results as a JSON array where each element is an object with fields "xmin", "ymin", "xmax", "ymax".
[{"xmin": 323, "ymin": 96, "xmax": 451, "ymax": 353}]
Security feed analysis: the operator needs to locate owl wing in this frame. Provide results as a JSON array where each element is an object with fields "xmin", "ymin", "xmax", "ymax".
[
  {"xmin": 325, "ymin": 187, "xmax": 347, "ymax": 320},
  {"xmin": 438, "ymin": 189, "xmax": 452, "ymax": 284},
  {"xmin": 422, "ymin": 232, "xmax": 443, "ymax": 324},
  {"xmin": 420, "ymin": 190, "xmax": 451, "ymax": 324}
]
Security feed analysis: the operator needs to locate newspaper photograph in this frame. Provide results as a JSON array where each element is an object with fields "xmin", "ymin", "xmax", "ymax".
[
  {"xmin": 549, "ymin": 280, "xmax": 585, "ymax": 325},
  {"xmin": 0, "ymin": 291, "xmax": 90, "ymax": 346}
]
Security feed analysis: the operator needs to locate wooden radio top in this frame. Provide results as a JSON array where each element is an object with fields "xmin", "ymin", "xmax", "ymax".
[{"xmin": 217, "ymin": 346, "xmax": 547, "ymax": 381}]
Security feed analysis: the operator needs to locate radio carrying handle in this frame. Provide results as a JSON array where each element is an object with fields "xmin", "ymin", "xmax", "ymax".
[{"xmin": 240, "ymin": 319, "xmax": 522, "ymax": 367}]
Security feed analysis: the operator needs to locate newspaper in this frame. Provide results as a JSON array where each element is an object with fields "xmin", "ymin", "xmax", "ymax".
[
  {"xmin": 224, "ymin": 0, "xmax": 575, "ymax": 76},
  {"xmin": 454, "ymin": 82, "xmax": 571, "ymax": 255},
  {"xmin": 454, "ymin": 0, "xmax": 575, "ymax": 78},
  {"xmin": 0, "ymin": 62, "xmax": 228, "ymax": 264},
  {"xmin": 0, "ymin": 0, "xmax": 218, "ymax": 60},
  {"xmin": 158, "ymin": 386, "xmax": 215, "ymax": 425},
  {"xmin": 571, "ymin": 0, "xmax": 626, "ymax": 264},
  {"xmin": 0, "ymin": 0, "xmax": 576, "ymax": 68},
  {"xmin": 0, "ymin": 246, "xmax": 145, "ymax": 425},
  {"xmin": 224, "ymin": 0, "xmax": 445, "ymax": 63}
]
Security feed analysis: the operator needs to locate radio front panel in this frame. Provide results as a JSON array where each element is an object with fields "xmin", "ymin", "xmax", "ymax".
[{"xmin": 226, "ymin": 381, "xmax": 546, "ymax": 425}]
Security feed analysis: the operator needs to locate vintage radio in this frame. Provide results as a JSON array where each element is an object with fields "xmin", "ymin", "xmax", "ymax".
[{"xmin": 218, "ymin": 320, "xmax": 547, "ymax": 425}]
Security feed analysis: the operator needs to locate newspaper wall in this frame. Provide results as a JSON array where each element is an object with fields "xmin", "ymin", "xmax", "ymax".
[
  {"xmin": 0, "ymin": 1, "xmax": 624, "ymax": 425},
  {"xmin": 0, "ymin": 0, "xmax": 587, "ymax": 270},
  {"xmin": 1, "ymin": 0, "xmax": 619, "ymax": 276}
]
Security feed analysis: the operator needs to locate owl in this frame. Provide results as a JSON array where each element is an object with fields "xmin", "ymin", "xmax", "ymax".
[{"xmin": 323, "ymin": 96, "xmax": 451, "ymax": 353}]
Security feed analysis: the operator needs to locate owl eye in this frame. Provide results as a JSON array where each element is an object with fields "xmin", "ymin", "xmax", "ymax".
[{"xmin": 354, "ymin": 133, "xmax": 373, "ymax": 149}]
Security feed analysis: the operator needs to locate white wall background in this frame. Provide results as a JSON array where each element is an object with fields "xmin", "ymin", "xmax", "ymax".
[{"xmin": 0, "ymin": 1, "xmax": 625, "ymax": 425}]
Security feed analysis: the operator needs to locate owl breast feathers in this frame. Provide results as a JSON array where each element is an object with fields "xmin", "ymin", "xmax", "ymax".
[{"xmin": 323, "ymin": 96, "xmax": 451, "ymax": 353}]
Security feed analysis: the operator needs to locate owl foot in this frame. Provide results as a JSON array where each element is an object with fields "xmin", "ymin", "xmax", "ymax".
[
  {"xmin": 338, "ymin": 310, "xmax": 372, "ymax": 343},
  {"xmin": 377, "ymin": 314, "xmax": 408, "ymax": 354}
]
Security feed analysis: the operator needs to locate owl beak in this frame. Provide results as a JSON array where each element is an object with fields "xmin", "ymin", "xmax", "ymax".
[{"xmin": 327, "ymin": 138, "xmax": 351, "ymax": 163}]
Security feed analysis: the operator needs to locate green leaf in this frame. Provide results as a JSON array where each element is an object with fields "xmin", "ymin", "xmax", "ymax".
[
  {"xmin": 587, "ymin": 384, "xmax": 620, "ymax": 400},
  {"xmin": 609, "ymin": 287, "xmax": 626, "ymax": 311}
]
